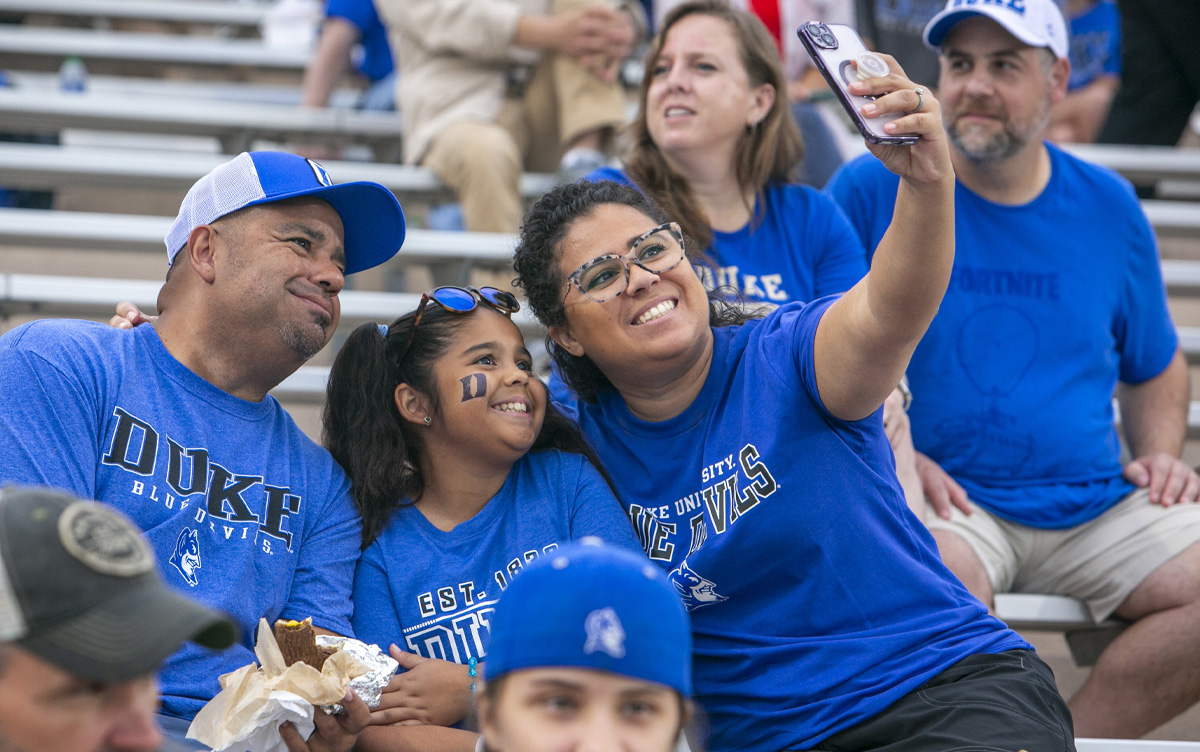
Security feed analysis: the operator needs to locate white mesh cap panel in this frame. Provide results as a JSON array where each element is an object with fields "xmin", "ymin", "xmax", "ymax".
[
  {"xmin": 163, "ymin": 153, "xmax": 266, "ymax": 264},
  {"xmin": 0, "ymin": 536, "xmax": 27, "ymax": 641}
]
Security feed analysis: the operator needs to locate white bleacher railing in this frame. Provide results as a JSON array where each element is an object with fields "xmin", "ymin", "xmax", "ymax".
[
  {"xmin": 0, "ymin": 89, "xmax": 403, "ymax": 158},
  {"xmin": 0, "ymin": 26, "xmax": 308, "ymax": 72},
  {"xmin": 0, "ymin": 208, "xmax": 517, "ymax": 264},
  {"xmin": 0, "ymin": 143, "xmax": 558, "ymax": 201},
  {"xmin": 0, "ymin": 0, "xmax": 267, "ymax": 28}
]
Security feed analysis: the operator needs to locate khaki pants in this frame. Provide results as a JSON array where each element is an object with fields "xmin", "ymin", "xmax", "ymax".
[
  {"xmin": 422, "ymin": 0, "xmax": 626, "ymax": 233},
  {"xmin": 928, "ymin": 488, "xmax": 1200, "ymax": 620}
]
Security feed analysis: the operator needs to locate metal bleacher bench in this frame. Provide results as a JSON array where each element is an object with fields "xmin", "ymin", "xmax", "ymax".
[
  {"xmin": 1065, "ymin": 143, "xmax": 1200, "ymax": 189},
  {"xmin": 0, "ymin": 25, "xmax": 308, "ymax": 75},
  {"xmin": 5, "ymin": 70, "xmax": 363, "ymax": 108},
  {"xmin": 0, "ymin": 89, "xmax": 403, "ymax": 159},
  {"xmin": 0, "ymin": 142, "xmax": 559, "ymax": 204},
  {"xmin": 0, "ymin": 0, "xmax": 267, "ymax": 30},
  {"xmin": 0, "ymin": 207, "xmax": 518, "ymax": 265},
  {"xmin": 994, "ymin": 593, "xmax": 1126, "ymax": 666},
  {"xmin": 3, "ymin": 204, "xmax": 1197, "ymax": 263}
]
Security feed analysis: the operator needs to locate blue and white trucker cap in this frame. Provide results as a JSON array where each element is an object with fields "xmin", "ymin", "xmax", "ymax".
[
  {"xmin": 924, "ymin": 0, "xmax": 1068, "ymax": 59},
  {"xmin": 484, "ymin": 539, "xmax": 692, "ymax": 695},
  {"xmin": 164, "ymin": 151, "xmax": 406, "ymax": 275}
]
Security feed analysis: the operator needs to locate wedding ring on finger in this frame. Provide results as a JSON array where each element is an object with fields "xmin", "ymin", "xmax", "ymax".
[{"xmin": 910, "ymin": 87, "xmax": 926, "ymax": 114}]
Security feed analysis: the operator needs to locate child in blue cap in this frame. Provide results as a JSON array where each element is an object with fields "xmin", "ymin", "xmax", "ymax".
[{"xmin": 477, "ymin": 538, "xmax": 693, "ymax": 752}]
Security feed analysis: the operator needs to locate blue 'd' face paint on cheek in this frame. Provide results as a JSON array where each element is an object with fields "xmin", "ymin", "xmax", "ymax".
[{"xmin": 460, "ymin": 373, "xmax": 487, "ymax": 402}]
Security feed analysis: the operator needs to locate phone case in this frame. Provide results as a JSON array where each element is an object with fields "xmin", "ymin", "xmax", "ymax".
[{"xmin": 797, "ymin": 22, "xmax": 919, "ymax": 146}]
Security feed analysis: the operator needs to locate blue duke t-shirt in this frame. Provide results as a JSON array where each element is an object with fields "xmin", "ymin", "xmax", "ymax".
[
  {"xmin": 351, "ymin": 451, "xmax": 642, "ymax": 662},
  {"xmin": 827, "ymin": 145, "xmax": 1178, "ymax": 528},
  {"xmin": 561, "ymin": 302, "xmax": 1027, "ymax": 752},
  {"xmin": 588, "ymin": 166, "xmax": 867, "ymax": 304},
  {"xmin": 0, "ymin": 321, "xmax": 360, "ymax": 720}
]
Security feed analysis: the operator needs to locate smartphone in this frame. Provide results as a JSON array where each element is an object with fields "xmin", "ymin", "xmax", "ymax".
[{"xmin": 797, "ymin": 21, "xmax": 919, "ymax": 146}]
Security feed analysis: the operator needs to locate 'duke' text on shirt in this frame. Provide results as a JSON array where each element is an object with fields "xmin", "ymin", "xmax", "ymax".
[{"xmin": 101, "ymin": 407, "xmax": 302, "ymax": 553}]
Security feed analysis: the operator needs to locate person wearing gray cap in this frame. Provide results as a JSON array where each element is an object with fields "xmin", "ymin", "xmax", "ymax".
[
  {"xmin": 0, "ymin": 151, "xmax": 407, "ymax": 750},
  {"xmin": 0, "ymin": 485, "xmax": 237, "ymax": 752},
  {"xmin": 829, "ymin": 0, "xmax": 1200, "ymax": 738}
]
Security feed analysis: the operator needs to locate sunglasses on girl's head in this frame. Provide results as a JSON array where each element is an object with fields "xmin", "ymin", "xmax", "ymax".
[{"xmin": 394, "ymin": 286, "xmax": 521, "ymax": 364}]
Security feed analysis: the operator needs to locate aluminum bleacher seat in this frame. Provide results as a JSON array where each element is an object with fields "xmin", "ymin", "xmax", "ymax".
[
  {"xmin": 0, "ymin": 25, "xmax": 306, "ymax": 75},
  {"xmin": 0, "ymin": 0, "xmax": 267, "ymax": 29},
  {"xmin": 0, "ymin": 142, "xmax": 558, "ymax": 203},
  {"xmin": 0, "ymin": 89, "xmax": 403, "ymax": 158}
]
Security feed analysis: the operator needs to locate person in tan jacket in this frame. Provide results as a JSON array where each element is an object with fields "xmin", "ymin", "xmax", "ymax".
[{"xmin": 377, "ymin": 0, "xmax": 645, "ymax": 233}]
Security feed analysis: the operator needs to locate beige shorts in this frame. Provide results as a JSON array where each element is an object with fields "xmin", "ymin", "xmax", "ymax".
[{"xmin": 927, "ymin": 488, "xmax": 1200, "ymax": 621}]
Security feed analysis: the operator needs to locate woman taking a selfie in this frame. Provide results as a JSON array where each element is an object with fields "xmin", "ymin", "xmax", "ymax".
[
  {"xmin": 512, "ymin": 49, "xmax": 1075, "ymax": 749},
  {"xmin": 584, "ymin": 0, "xmax": 925, "ymax": 515}
]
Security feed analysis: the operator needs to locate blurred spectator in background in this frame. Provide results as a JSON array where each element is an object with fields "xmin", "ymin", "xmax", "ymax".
[
  {"xmin": 301, "ymin": 0, "xmax": 396, "ymax": 113},
  {"xmin": 1098, "ymin": 0, "xmax": 1200, "ymax": 148},
  {"xmin": 295, "ymin": 0, "xmax": 396, "ymax": 161},
  {"xmin": 855, "ymin": 0, "xmax": 944, "ymax": 88},
  {"xmin": 375, "ymin": 0, "xmax": 645, "ymax": 234},
  {"xmin": 654, "ymin": 0, "xmax": 854, "ymax": 187},
  {"xmin": 1048, "ymin": 0, "xmax": 1121, "ymax": 144}
]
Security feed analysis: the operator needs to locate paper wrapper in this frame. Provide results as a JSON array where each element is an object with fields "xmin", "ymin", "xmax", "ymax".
[{"xmin": 187, "ymin": 618, "xmax": 398, "ymax": 752}]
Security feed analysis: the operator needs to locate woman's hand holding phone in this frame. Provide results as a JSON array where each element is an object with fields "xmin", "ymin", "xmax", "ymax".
[
  {"xmin": 848, "ymin": 52, "xmax": 953, "ymax": 188},
  {"xmin": 798, "ymin": 22, "xmax": 951, "ymax": 187}
]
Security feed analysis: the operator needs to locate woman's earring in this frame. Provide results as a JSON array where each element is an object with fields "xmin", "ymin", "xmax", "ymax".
[{"xmin": 423, "ymin": 416, "xmax": 431, "ymax": 426}]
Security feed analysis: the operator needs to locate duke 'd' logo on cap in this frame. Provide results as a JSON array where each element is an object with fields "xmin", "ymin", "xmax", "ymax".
[
  {"xmin": 58, "ymin": 502, "xmax": 153, "ymax": 577},
  {"xmin": 583, "ymin": 607, "xmax": 626, "ymax": 659},
  {"xmin": 306, "ymin": 158, "xmax": 333, "ymax": 187}
]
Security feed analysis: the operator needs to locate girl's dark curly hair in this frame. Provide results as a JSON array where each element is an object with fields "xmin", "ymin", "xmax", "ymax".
[
  {"xmin": 513, "ymin": 180, "xmax": 754, "ymax": 404},
  {"xmin": 322, "ymin": 306, "xmax": 614, "ymax": 547}
]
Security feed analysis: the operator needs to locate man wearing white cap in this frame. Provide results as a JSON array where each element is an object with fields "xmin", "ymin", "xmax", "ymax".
[
  {"xmin": 0, "ymin": 151, "xmax": 407, "ymax": 750},
  {"xmin": 829, "ymin": 0, "xmax": 1200, "ymax": 738}
]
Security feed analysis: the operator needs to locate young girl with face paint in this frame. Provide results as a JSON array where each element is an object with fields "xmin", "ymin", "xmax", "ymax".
[
  {"xmin": 322, "ymin": 286, "xmax": 644, "ymax": 752},
  {"xmin": 477, "ymin": 539, "xmax": 693, "ymax": 752}
]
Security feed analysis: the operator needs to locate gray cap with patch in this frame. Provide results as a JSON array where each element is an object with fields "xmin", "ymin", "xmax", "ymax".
[{"xmin": 0, "ymin": 486, "xmax": 237, "ymax": 682}]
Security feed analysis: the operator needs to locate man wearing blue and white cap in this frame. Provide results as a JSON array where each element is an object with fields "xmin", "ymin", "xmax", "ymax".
[
  {"xmin": 477, "ymin": 539, "xmax": 692, "ymax": 752},
  {"xmin": 829, "ymin": 0, "xmax": 1200, "ymax": 738},
  {"xmin": 0, "ymin": 151, "xmax": 407, "ymax": 750}
]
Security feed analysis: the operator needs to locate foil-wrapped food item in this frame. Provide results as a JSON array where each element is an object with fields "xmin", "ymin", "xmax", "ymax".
[
  {"xmin": 188, "ymin": 618, "xmax": 400, "ymax": 752},
  {"xmin": 315, "ymin": 634, "xmax": 397, "ymax": 713}
]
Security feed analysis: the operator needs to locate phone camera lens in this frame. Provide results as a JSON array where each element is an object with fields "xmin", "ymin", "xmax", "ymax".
[{"xmin": 807, "ymin": 22, "xmax": 838, "ymax": 50}]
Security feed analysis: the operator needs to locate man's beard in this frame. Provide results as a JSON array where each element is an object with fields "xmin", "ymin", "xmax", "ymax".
[
  {"xmin": 280, "ymin": 313, "xmax": 331, "ymax": 361},
  {"xmin": 947, "ymin": 95, "xmax": 1051, "ymax": 163}
]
